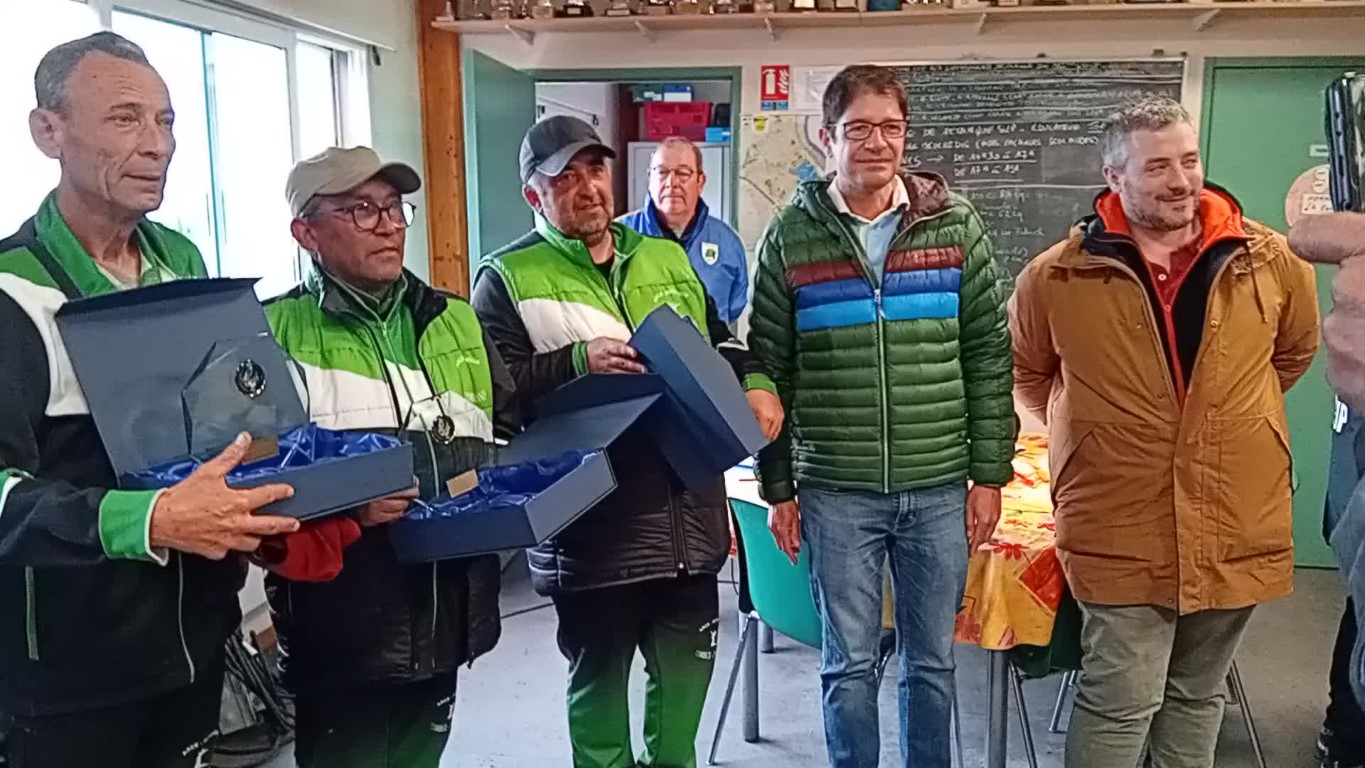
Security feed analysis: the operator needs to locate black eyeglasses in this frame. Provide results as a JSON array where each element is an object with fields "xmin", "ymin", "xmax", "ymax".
[
  {"xmin": 651, "ymin": 166, "xmax": 698, "ymax": 184},
  {"xmin": 324, "ymin": 200, "xmax": 417, "ymax": 232},
  {"xmin": 839, "ymin": 121, "xmax": 909, "ymax": 142}
]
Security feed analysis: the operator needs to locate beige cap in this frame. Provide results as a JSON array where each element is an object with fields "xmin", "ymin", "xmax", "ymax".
[{"xmin": 285, "ymin": 146, "xmax": 421, "ymax": 216}]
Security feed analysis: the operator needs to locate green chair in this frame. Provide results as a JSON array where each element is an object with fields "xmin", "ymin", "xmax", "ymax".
[{"xmin": 709, "ymin": 499, "xmax": 964, "ymax": 766}]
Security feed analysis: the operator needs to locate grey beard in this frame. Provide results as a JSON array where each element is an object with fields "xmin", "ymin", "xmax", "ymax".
[{"xmin": 1129, "ymin": 206, "xmax": 1195, "ymax": 233}]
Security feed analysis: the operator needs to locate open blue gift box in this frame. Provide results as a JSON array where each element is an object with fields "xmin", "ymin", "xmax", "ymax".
[
  {"xmin": 388, "ymin": 396, "xmax": 659, "ymax": 562},
  {"xmin": 54, "ymin": 278, "xmax": 415, "ymax": 521},
  {"xmin": 537, "ymin": 305, "xmax": 769, "ymax": 490},
  {"xmin": 389, "ymin": 305, "xmax": 769, "ymax": 563}
]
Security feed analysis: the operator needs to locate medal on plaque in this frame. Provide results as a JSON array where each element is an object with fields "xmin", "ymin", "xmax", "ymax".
[{"xmin": 181, "ymin": 334, "xmax": 306, "ymax": 463}]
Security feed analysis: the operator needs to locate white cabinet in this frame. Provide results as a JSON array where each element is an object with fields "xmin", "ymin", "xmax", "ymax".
[{"xmin": 627, "ymin": 141, "xmax": 734, "ymax": 226}]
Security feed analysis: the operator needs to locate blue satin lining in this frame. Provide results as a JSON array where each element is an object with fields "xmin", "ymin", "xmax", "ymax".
[
  {"xmin": 402, "ymin": 449, "xmax": 598, "ymax": 522},
  {"xmin": 125, "ymin": 424, "xmax": 401, "ymax": 487}
]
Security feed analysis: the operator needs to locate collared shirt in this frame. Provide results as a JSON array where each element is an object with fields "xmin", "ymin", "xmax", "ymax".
[
  {"xmin": 826, "ymin": 176, "xmax": 910, "ymax": 285},
  {"xmin": 94, "ymin": 257, "xmax": 153, "ymax": 290},
  {"xmin": 1146, "ymin": 239, "xmax": 1202, "ymax": 308}
]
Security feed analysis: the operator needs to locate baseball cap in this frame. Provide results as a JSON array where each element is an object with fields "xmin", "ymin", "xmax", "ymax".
[
  {"xmin": 285, "ymin": 146, "xmax": 422, "ymax": 217},
  {"xmin": 519, "ymin": 115, "xmax": 617, "ymax": 184}
]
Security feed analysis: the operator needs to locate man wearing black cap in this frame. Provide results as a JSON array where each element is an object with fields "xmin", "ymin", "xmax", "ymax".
[{"xmin": 471, "ymin": 115, "xmax": 782, "ymax": 768}]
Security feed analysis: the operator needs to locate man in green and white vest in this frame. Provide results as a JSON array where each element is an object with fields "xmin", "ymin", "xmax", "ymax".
[
  {"xmin": 471, "ymin": 115, "xmax": 783, "ymax": 768},
  {"xmin": 0, "ymin": 33, "xmax": 298, "ymax": 768},
  {"xmin": 260, "ymin": 146, "xmax": 519, "ymax": 768}
]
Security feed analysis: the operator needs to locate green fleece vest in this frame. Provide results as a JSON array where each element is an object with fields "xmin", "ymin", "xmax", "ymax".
[
  {"xmin": 265, "ymin": 271, "xmax": 494, "ymax": 442},
  {"xmin": 483, "ymin": 221, "xmax": 711, "ymax": 358},
  {"xmin": 0, "ymin": 194, "xmax": 208, "ymax": 563}
]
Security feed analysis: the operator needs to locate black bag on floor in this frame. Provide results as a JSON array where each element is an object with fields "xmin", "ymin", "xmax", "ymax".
[{"xmin": 210, "ymin": 630, "xmax": 295, "ymax": 768}]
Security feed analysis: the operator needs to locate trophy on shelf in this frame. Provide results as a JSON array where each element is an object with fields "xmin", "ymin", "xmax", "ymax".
[
  {"xmin": 643, "ymin": 0, "xmax": 672, "ymax": 14},
  {"xmin": 490, "ymin": 0, "xmax": 520, "ymax": 19},
  {"xmin": 556, "ymin": 0, "xmax": 595, "ymax": 16},
  {"xmin": 751, "ymin": 0, "xmax": 775, "ymax": 12},
  {"xmin": 530, "ymin": 0, "xmax": 558, "ymax": 18},
  {"xmin": 459, "ymin": 0, "xmax": 489, "ymax": 20},
  {"xmin": 712, "ymin": 0, "xmax": 741, "ymax": 11},
  {"xmin": 604, "ymin": 0, "xmax": 636, "ymax": 16}
]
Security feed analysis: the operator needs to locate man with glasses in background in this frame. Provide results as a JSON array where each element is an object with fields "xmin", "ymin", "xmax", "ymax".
[
  {"xmin": 621, "ymin": 136, "xmax": 750, "ymax": 329},
  {"xmin": 748, "ymin": 64, "xmax": 1015, "ymax": 768},
  {"xmin": 255, "ymin": 146, "xmax": 519, "ymax": 767}
]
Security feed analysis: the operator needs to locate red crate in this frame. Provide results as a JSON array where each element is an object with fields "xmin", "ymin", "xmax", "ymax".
[{"xmin": 644, "ymin": 101, "xmax": 713, "ymax": 141}]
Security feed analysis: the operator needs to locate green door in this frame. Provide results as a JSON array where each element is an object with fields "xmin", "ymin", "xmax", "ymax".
[
  {"xmin": 463, "ymin": 50, "xmax": 537, "ymax": 284},
  {"xmin": 1202, "ymin": 59, "xmax": 1365, "ymax": 567}
]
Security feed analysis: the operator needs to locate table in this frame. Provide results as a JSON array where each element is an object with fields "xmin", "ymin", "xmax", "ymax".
[{"xmin": 726, "ymin": 434, "xmax": 1061, "ymax": 768}]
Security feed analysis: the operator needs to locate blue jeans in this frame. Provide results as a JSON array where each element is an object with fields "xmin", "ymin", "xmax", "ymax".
[{"xmin": 800, "ymin": 483, "xmax": 969, "ymax": 768}]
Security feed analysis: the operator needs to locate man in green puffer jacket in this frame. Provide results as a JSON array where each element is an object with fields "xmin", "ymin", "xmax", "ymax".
[{"xmin": 748, "ymin": 65, "xmax": 1016, "ymax": 768}]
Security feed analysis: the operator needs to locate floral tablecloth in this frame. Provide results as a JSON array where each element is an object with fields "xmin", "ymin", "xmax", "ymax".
[
  {"xmin": 952, "ymin": 433, "xmax": 1063, "ymax": 651},
  {"xmin": 725, "ymin": 433, "xmax": 1063, "ymax": 652}
]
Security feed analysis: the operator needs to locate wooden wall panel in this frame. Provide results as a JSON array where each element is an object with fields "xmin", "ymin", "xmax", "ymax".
[{"xmin": 417, "ymin": 0, "xmax": 470, "ymax": 294}]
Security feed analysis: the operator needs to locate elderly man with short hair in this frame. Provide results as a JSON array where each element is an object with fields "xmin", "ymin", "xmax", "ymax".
[
  {"xmin": 0, "ymin": 32, "xmax": 298, "ymax": 768},
  {"xmin": 1012, "ymin": 96, "xmax": 1320, "ymax": 768},
  {"xmin": 620, "ymin": 137, "xmax": 749, "ymax": 328}
]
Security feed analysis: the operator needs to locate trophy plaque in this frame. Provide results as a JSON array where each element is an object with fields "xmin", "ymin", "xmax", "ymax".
[{"xmin": 556, "ymin": 0, "xmax": 595, "ymax": 16}]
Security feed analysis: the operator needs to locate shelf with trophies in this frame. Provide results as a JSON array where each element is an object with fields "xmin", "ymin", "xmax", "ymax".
[{"xmin": 433, "ymin": 0, "xmax": 1365, "ymax": 43}]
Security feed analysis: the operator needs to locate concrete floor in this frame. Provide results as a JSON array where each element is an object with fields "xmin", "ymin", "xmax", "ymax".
[{"xmin": 265, "ymin": 561, "xmax": 1346, "ymax": 767}]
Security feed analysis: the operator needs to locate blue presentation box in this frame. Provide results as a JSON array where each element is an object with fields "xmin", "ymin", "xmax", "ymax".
[
  {"xmin": 536, "ymin": 306, "xmax": 768, "ymax": 489},
  {"xmin": 55, "ymin": 278, "xmax": 414, "ymax": 522},
  {"xmin": 629, "ymin": 307, "xmax": 768, "ymax": 488},
  {"xmin": 388, "ymin": 395, "xmax": 659, "ymax": 562},
  {"xmin": 390, "ymin": 305, "xmax": 768, "ymax": 561}
]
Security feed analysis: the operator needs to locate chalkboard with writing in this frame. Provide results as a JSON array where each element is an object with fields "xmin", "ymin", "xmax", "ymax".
[{"xmin": 894, "ymin": 59, "xmax": 1184, "ymax": 275}]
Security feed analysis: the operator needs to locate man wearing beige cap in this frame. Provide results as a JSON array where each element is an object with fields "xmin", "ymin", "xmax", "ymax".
[{"xmin": 258, "ymin": 146, "xmax": 519, "ymax": 767}]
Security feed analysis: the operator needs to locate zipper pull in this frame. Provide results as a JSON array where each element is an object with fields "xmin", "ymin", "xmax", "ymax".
[{"xmin": 874, "ymin": 288, "xmax": 883, "ymax": 316}]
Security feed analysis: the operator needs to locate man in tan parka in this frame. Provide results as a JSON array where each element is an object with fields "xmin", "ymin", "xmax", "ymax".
[{"xmin": 1010, "ymin": 96, "xmax": 1320, "ymax": 768}]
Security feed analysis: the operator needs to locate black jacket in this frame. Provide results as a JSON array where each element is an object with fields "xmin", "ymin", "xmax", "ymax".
[
  {"xmin": 264, "ymin": 274, "xmax": 520, "ymax": 692},
  {"xmin": 0, "ymin": 218, "xmax": 244, "ymax": 717},
  {"xmin": 471, "ymin": 262, "xmax": 756, "ymax": 596}
]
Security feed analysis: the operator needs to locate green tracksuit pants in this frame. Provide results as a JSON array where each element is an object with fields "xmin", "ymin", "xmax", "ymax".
[{"xmin": 552, "ymin": 573, "xmax": 720, "ymax": 768}]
